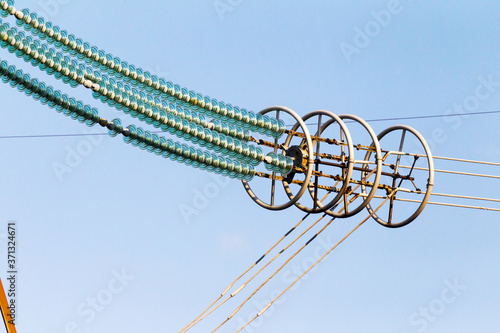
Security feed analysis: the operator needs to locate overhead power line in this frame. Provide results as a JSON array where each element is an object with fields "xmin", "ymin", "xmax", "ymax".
[
  {"xmin": 2, "ymin": 109, "xmax": 500, "ymax": 140},
  {"xmin": 301, "ymin": 109, "xmax": 500, "ymax": 126},
  {"xmin": 363, "ymin": 109, "xmax": 500, "ymax": 122}
]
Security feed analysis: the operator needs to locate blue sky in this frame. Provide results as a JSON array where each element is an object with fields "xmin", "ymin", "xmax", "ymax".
[{"xmin": 0, "ymin": 0, "xmax": 500, "ymax": 332}]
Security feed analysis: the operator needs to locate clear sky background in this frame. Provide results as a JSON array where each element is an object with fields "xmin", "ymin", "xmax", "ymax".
[{"xmin": 0, "ymin": 0, "xmax": 500, "ymax": 332}]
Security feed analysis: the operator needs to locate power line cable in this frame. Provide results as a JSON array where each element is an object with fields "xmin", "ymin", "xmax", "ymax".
[
  {"xmin": 363, "ymin": 109, "xmax": 500, "ymax": 123},
  {"xmin": 181, "ymin": 213, "xmax": 329, "ymax": 332},
  {"xmin": 179, "ymin": 212, "xmax": 312, "ymax": 333},
  {"xmin": 2, "ymin": 110, "xmax": 500, "ymax": 140},
  {"xmin": 233, "ymin": 199, "xmax": 389, "ymax": 333},
  {"xmin": 298, "ymin": 109, "xmax": 500, "ymax": 126}
]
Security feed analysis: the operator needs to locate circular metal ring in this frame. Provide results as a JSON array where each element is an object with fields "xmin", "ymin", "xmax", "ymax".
[
  {"xmin": 323, "ymin": 114, "xmax": 382, "ymax": 218},
  {"xmin": 242, "ymin": 106, "xmax": 314, "ymax": 211},
  {"xmin": 282, "ymin": 110, "xmax": 354, "ymax": 214},
  {"xmin": 363, "ymin": 125, "xmax": 434, "ymax": 228}
]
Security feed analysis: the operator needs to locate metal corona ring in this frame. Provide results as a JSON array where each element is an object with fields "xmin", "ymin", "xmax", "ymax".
[{"xmin": 243, "ymin": 107, "xmax": 435, "ymax": 228}]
